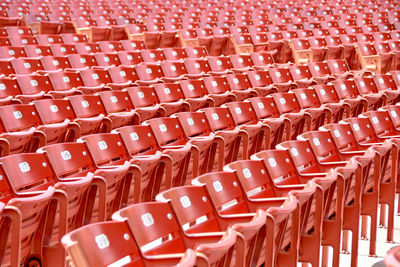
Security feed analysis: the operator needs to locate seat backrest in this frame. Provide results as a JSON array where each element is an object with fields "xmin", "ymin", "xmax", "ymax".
[
  {"xmin": 94, "ymin": 52, "xmax": 121, "ymax": 67},
  {"xmin": 161, "ymin": 61, "xmax": 188, "ymax": 78},
  {"xmin": 113, "ymin": 125, "xmax": 161, "ymax": 156},
  {"xmin": 120, "ymin": 40, "xmax": 146, "ymax": 51},
  {"xmin": 112, "ymin": 202, "xmax": 187, "ymax": 256},
  {"xmin": 289, "ymin": 65, "xmax": 312, "ymax": 80},
  {"xmin": 74, "ymin": 42, "xmax": 101, "ymax": 54},
  {"xmin": 308, "ymin": 62, "xmax": 331, "ymax": 77},
  {"xmin": 140, "ymin": 49, "xmax": 166, "ymax": 63},
  {"xmin": 278, "ymin": 140, "xmax": 323, "ymax": 174},
  {"xmin": 201, "ymin": 107, "xmax": 237, "ymax": 132},
  {"xmin": 78, "ymin": 133, "xmax": 130, "ymax": 166},
  {"xmin": 33, "ymin": 99, "xmax": 76, "ymax": 124},
  {"xmin": 0, "ymin": 153, "xmax": 55, "ymax": 194},
  {"xmin": 327, "ymin": 59, "xmax": 350, "ymax": 75},
  {"xmin": 98, "ymin": 41, "xmax": 124, "ymax": 53},
  {"xmin": 41, "ymin": 56, "xmax": 71, "ymax": 71},
  {"xmin": 313, "ymin": 84, "xmax": 341, "ymax": 104},
  {"xmin": 373, "ymin": 74, "xmax": 396, "ymax": 91},
  {"xmin": 16, "ymin": 74, "xmax": 53, "ymax": 95},
  {"xmin": 48, "ymin": 70, "xmax": 83, "ymax": 91},
  {"xmin": 144, "ymin": 117, "xmax": 188, "ymax": 146},
  {"xmin": 252, "ymin": 150, "xmax": 301, "ymax": 186},
  {"xmin": 332, "ymin": 79, "xmax": 359, "ymax": 99},
  {"xmin": 163, "ymin": 47, "xmax": 187, "ymax": 61},
  {"xmin": 362, "ymin": 110, "xmax": 397, "ymax": 138},
  {"xmin": 246, "ymin": 70, "xmax": 273, "ymax": 87},
  {"xmin": 250, "ymin": 51, "xmax": 275, "ymax": 67},
  {"xmin": 39, "ymin": 142, "xmax": 96, "ymax": 179},
  {"xmin": 184, "ymin": 58, "xmax": 211, "ymax": 75},
  {"xmin": 0, "ymin": 77, "xmax": 21, "ymax": 99},
  {"xmin": 68, "ymin": 95, "xmax": 107, "ymax": 119},
  {"xmin": 126, "ymin": 86, "xmax": 160, "ymax": 108},
  {"xmin": 343, "ymin": 117, "xmax": 380, "ymax": 144},
  {"xmin": 203, "ymin": 76, "xmax": 231, "ymax": 94},
  {"xmin": 67, "ymin": 54, "xmax": 97, "ymax": 69},
  {"xmin": 61, "ymin": 33, "xmax": 88, "ymax": 44},
  {"xmin": 300, "ymin": 131, "xmax": 343, "ymax": 162},
  {"xmin": 292, "ymin": 88, "xmax": 322, "ymax": 109},
  {"xmin": 194, "ymin": 171, "xmax": 252, "ymax": 215},
  {"xmin": 0, "ymin": 104, "xmax": 41, "ymax": 132},
  {"xmin": 0, "ymin": 46, "xmax": 26, "ymax": 59},
  {"xmin": 223, "ymin": 101, "xmax": 259, "ymax": 125},
  {"xmin": 49, "ymin": 43, "xmax": 77, "ymax": 56},
  {"xmin": 184, "ymin": 46, "xmax": 208, "ymax": 58},
  {"xmin": 321, "ymin": 123, "xmax": 362, "ymax": 152},
  {"xmin": 63, "ymin": 221, "xmax": 145, "ymax": 267},
  {"xmin": 246, "ymin": 97, "xmax": 281, "ymax": 119},
  {"xmin": 178, "ymin": 79, "xmax": 208, "ymax": 99},
  {"xmin": 229, "ymin": 54, "xmax": 253, "ymax": 69},
  {"xmin": 269, "ymin": 67, "xmax": 293, "ymax": 84},
  {"xmin": 354, "ymin": 76, "xmax": 378, "ymax": 94},
  {"xmin": 78, "ymin": 68, "xmax": 112, "ymax": 87},
  {"xmin": 157, "ymin": 186, "xmax": 221, "ymax": 233},
  {"xmin": 152, "ymin": 83, "xmax": 185, "ymax": 103},
  {"xmin": 11, "ymin": 58, "xmax": 44, "ymax": 75},
  {"xmin": 225, "ymin": 159, "xmax": 277, "ymax": 198},
  {"xmin": 207, "ymin": 56, "xmax": 233, "ymax": 72},
  {"xmin": 272, "ymin": 93, "xmax": 302, "ymax": 113},
  {"xmin": 226, "ymin": 73, "xmax": 252, "ymax": 91},
  {"xmin": 98, "ymin": 90, "xmax": 134, "ymax": 114},
  {"xmin": 135, "ymin": 64, "xmax": 164, "ymax": 81},
  {"xmin": 173, "ymin": 111, "xmax": 214, "ymax": 138},
  {"xmin": 381, "ymin": 105, "xmax": 400, "ymax": 128}
]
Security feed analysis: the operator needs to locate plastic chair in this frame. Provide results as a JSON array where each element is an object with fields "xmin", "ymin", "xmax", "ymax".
[
  {"xmin": 38, "ymin": 142, "xmax": 130, "ymax": 221},
  {"xmin": 332, "ymin": 79, "xmax": 368, "ymax": 117},
  {"xmin": 143, "ymin": 118, "xmax": 194, "ymax": 187},
  {"xmin": 203, "ymin": 76, "xmax": 236, "ymax": 106},
  {"xmin": 178, "ymin": 79, "xmax": 214, "ymax": 111},
  {"xmin": 201, "ymin": 107, "xmax": 248, "ymax": 166},
  {"xmin": 373, "ymin": 74, "xmax": 400, "ymax": 105},
  {"xmin": 0, "ymin": 152, "xmax": 93, "ymax": 266},
  {"xmin": 292, "ymin": 88, "xmax": 330, "ymax": 130},
  {"xmin": 134, "ymin": 63, "xmax": 164, "ymax": 85},
  {"xmin": 288, "ymin": 65, "xmax": 317, "ymax": 88},
  {"xmin": 223, "ymin": 159, "xmax": 307, "ymax": 266},
  {"xmin": 300, "ymin": 129, "xmax": 382, "ymax": 263},
  {"xmin": 62, "ymin": 220, "xmax": 206, "ymax": 267},
  {"xmin": 76, "ymin": 133, "xmax": 141, "ymax": 204},
  {"xmin": 97, "ymin": 90, "xmax": 135, "ymax": 129},
  {"xmin": 353, "ymin": 76, "xmax": 387, "ymax": 110},
  {"xmin": 308, "ymin": 62, "xmax": 335, "ymax": 84},
  {"xmin": 268, "ymin": 67, "xmax": 297, "ymax": 92},
  {"xmin": 152, "ymin": 83, "xmax": 191, "ymax": 115},
  {"xmin": 289, "ymin": 38, "xmax": 313, "ymax": 65},
  {"xmin": 246, "ymin": 70, "xmax": 278, "ymax": 97},
  {"xmin": 117, "ymin": 51, "xmax": 144, "ymax": 66},
  {"xmin": 225, "ymin": 73, "xmax": 258, "ymax": 100},
  {"xmin": 183, "ymin": 58, "xmax": 212, "ymax": 79},
  {"xmin": 223, "ymin": 101, "xmax": 269, "ymax": 157},
  {"xmin": 157, "ymin": 185, "xmax": 266, "ymax": 267},
  {"xmin": 271, "ymin": 93, "xmax": 311, "ymax": 140},
  {"xmin": 191, "ymin": 171, "xmax": 269, "ymax": 266},
  {"xmin": 276, "ymin": 139, "xmax": 359, "ymax": 267},
  {"xmin": 112, "ymin": 202, "xmax": 234, "ymax": 266},
  {"xmin": 67, "ymin": 95, "xmax": 112, "ymax": 136}
]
